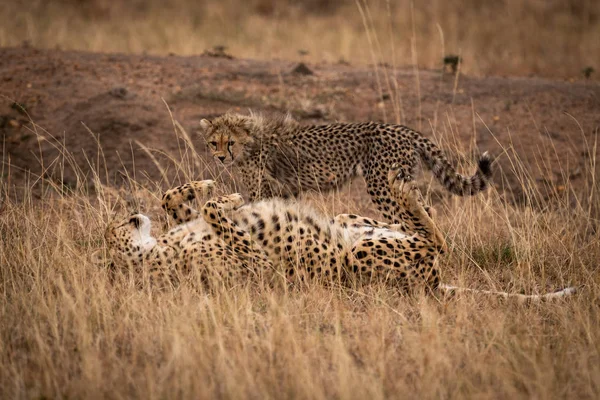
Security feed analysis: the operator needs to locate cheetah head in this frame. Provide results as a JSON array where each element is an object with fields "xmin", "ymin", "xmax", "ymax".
[
  {"xmin": 103, "ymin": 213, "xmax": 157, "ymax": 268},
  {"xmin": 198, "ymin": 113, "xmax": 256, "ymax": 165}
]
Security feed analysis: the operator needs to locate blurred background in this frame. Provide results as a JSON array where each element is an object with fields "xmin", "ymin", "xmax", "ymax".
[{"xmin": 1, "ymin": 0, "xmax": 598, "ymax": 78}]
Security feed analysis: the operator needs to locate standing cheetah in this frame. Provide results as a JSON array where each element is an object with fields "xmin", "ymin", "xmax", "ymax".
[{"xmin": 199, "ymin": 111, "xmax": 493, "ymax": 230}]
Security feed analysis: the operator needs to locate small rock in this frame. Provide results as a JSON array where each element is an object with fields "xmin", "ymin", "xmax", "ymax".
[
  {"xmin": 291, "ymin": 62, "xmax": 313, "ymax": 76},
  {"xmin": 582, "ymin": 67, "xmax": 594, "ymax": 79},
  {"xmin": 202, "ymin": 46, "xmax": 234, "ymax": 59},
  {"xmin": 109, "ymin": 87, "xmax": 129, "ymax": 99}
]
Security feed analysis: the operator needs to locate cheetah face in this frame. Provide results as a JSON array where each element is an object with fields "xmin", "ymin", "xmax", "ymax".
[
  {"xmin": 105, "ymin": 213, "xmax": 156, "ymax": 266},
  {"xmin": 199, "ymin": 116, "xmax": 253, "ymax": 165}
]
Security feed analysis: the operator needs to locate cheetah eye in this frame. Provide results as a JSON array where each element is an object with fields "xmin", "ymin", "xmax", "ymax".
[
  {"xmin": 209, "ymin": 141, "xmax": 217, "ymax": 148},
  {"xmin": 227, "ymin": 141, "xmax": 235, "ymax": 146}
]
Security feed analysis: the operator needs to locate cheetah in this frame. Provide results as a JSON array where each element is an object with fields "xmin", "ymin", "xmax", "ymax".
[
  {"xmin": 199, "ymin": 111, "xmax": 493, "ymax": 231},
  {"xmin": 96, "ymin": 180, "xmax": 274, "ymax": 288},
  {"xmin": 96, "ymin": 172, "xmax": 445, "ymax": 290},
  {"xmin": 95, "ymin": 175, "xmax": 577, "ymax": 302}
]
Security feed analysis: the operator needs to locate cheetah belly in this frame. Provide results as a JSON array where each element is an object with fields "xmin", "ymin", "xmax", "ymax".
[
  {"xmin": 233, "ymin": 200, "xmax": 338, "ymax": 276},
  {"xmin": 343, "ymin": 226, "xmax": 410, "ymax": 245}
]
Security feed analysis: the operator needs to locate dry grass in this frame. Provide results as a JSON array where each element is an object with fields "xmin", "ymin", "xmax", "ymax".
[
  {"xmin": 2, "ymin": 0, "xmax": 599, "ymax": 78},
  {"xmin": 1, "ymin": 115, "xmax": 599, "ymax": 399},
  {"xmin": 1, "ymin": 2, "xmax": 599, "ymax": 396}
]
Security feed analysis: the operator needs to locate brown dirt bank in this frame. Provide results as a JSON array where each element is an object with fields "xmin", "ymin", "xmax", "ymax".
[{"xmin": 1, "ymin": 46, "xmax": 599, "ymax": 207}]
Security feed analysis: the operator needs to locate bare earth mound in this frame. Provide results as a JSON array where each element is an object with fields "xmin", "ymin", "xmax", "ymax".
[{"xmin": 1, "ymin": 47, "xmax": 598, "ymax": 205}]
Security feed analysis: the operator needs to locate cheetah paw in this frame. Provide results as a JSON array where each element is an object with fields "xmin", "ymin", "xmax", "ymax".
[
  {"xmin": 218, "ymin": 193, "xmax": 245, "ymax": 210},
  {"xmin": 388, "ymin": 163, "xmax": 412, "ymax": 188},
  {"xmin": 192, "ymin": 180, "xmax": 216, "ymax": 197}
]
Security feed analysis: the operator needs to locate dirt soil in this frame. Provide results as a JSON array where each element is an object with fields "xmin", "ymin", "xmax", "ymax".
[{"xmin": 1, "ymin": 46, "xmax": 599, "ymax": 206}]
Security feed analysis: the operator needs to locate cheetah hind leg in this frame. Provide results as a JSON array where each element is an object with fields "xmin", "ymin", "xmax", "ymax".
[
  {"xmin": 388, "ymin": 167, "xmax": 446, "ymax": 252},
  {"xmin": 333, "ymin": 214, "xmax": 390, "ymax": 229},
  {"xmin": 201, "ymin": 194, "xmax": 274, "ymax": 278},
  {"xmin": 161, "ymin": 180, "xmax": 216, "ymax": 224}
]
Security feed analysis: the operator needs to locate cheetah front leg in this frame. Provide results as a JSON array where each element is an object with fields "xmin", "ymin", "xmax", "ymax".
[
  {"xmin": 201, "ymin": 194, "xmax": 274, "ymax": 276},
  {"xmin": 161, "ymin": 180, "xmax": 215, "ymax": 224}
]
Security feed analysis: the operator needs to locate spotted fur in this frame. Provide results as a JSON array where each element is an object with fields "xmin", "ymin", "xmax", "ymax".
[
  {"xmin": 199, "ymin": 111, "xmax": 493, "ymax": 231},
  {"xmin": 103, "ymin": 180, "xmax": 273, "ymax": 288},
  {"xmin": 99, "ymin": 177, "xmax": 577, "ymax": 302},
  {"xmin": 101, "ymin": 174, "xmax": 446, "ymax": 290}
]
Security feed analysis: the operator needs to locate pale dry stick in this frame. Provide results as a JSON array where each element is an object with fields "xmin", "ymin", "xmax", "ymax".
[
  {"xmin": 470, "ymin": 98, "xmax": 478, "ymax": 153},
  {"xmin": 134, "ymin": 140, "xmax": 171, "ymax": 186},
  {"xmin": 111, "ymin": 148, "xmax": 149, "ymax": 215},
  {"xmin": 525, "ymin": 101, "xmax": 541, "ymax": 133},
  {"xmin": 474, "ymin": 115, "xmax": 579, "ymax": 289},
  {"xmin": 1, "ymin": 141, "xmax": 8, "ymax": 200},
  {"xmin": 451, "ymin": 48, "xmax": 462, "ymax": 105},
  {"xmin": 391, "ymin": 76, "xmax": 406, "ymax": 125},
  {"xmin": 0, "ymin": 94, "xmax": 46, "ymax": 192},
  {"xmin": 20, "ymin": 122, "xmax": 84, "ymax": 195},
  {"xmin": 436, "ymin": 23, "xmax": 446, "ymax": 70},
  {"xmin": 173, "ymin": 119, "xmax": 204, "ymax": 175},
  {"xmin": 40, "ymin": 122, "xmax": 109, "ymax": 232},
  {"xmin": 161, "ymin": 97, "xmax": 189, "ymax": 184},
  {"xmin": 535, "ymin": 122, "xmax": 598, "ymax": 229},
  {"xmin": 151, "ymin": 129, "xmax": 219, "ymax": 185},
  {"xmin": 409, "ymin": 1, "xmax": 422, "ymax": 131},
  {"xmin": 78, "ymin": 149, "xmax": 125, "ymax": 221},
  {"xmin": 364, "ymin": 0, "xmax": 400, "ymax": 124},
  {"xmin": 134, "ymin": 142, "xmax": 220, "ymax": 204},
  {"xmin": 439, "ymin": 115, "xmax": 520, "ymax": 258},
  {"xmin": 80, "ymin": 122, "xmax": 112, "ymax": 189},
  {"xmin": 355, "ymin": 0, "xmax": 387, "ymax": 123},
  {"xmin": 563, "ymin": 112, "xmax": 598, "ymax": 220},
  {"xmin": 0, "ymin": 97, "xmax": 44, "ymax": 181},
  {"xmin": 431, "ymin": 23, "xmax": 446, "ymax": 128},
  {"xmin": 386, "ymin": 0, "xmax": 403, "ymax": 123},
  {"xmin": 475, "ymin": 112, "xmax": 541, "ymax": 202},
  {"xmin": 163, "ymin": 99, "xmax": 211, "ymax": 183},
  {"xmin": 444, "ymin": 110, "xmax": 468, "ymax": 160}
]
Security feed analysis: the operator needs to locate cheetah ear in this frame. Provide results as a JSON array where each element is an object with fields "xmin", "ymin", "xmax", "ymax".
[
  {"xmin": 199, "ymin": 119, "xmax": 212, "ymax": 134},
  {"xmin": 240, "ymin": 113, "xmax": 259, "ymax": 133},
  {"xmin": 90, "ymin": 249, "xmax": 108, "ymax": 267}
]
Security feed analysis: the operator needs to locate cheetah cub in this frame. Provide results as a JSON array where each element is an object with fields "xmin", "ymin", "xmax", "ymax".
[{"xmin": 199, "ymin": 111, "xmax": 493, "ymax": 230}]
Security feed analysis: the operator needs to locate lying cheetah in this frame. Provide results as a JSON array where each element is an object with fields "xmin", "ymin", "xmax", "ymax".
[
  {"xmin": 99, "ymin": 170, "xmax": 444, "ymax": 290},
  {"xmin": 96, "ymin": 175, "xmax": 577, "ymax": 302},
  {"xmin": 199, "ymin": 111, "xmax": 493, "ymax": 230},
  {"xmin": 98, "ymin": 180, "xmax": 273, "ymax": 288}
]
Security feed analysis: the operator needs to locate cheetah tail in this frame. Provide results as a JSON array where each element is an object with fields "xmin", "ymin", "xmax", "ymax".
[
  {"xmin": 436, "ymin": 283, "xmax": 580, "ymax": 305},
  {"xmin": 417, "ymin": 136, "xmax": 493, "ymax": 196}
]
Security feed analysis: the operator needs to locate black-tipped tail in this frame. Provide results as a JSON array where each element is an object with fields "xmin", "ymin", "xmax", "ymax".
[
  {"xmin": 478, "ymin": 151, "xmax": 493, "ymax": 182},
  {"xmin": 418, "ymin": 134, "xmax": 494, "ymax": 196}
]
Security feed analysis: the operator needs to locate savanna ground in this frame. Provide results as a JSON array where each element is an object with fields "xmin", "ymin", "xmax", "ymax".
[{"xmin": 1, "ymin": 1, "xmax": 600, "ymax": 398}]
